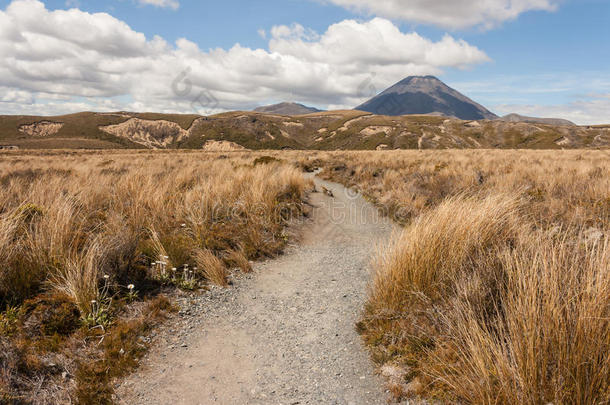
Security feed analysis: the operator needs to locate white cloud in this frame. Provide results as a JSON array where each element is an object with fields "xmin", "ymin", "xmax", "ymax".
[
  {"xmin": 136, "ymin": 0, "xmax": 179, "ymax": 10},
  {"xmin": 325, "ymin": 0, "xmax": 560, "ymax": 29},
  {"xmin": 494, "ymin": 95, "xmax": 610, "ymax": 125},
  {"xmin": 0, "ymin": 0, "xmax": 489, "ymax": 116},
  {"xmin": 452, "ymin": 74, "xmax": 610, "ymax": 124},
  {"xmin": 269, "ymin": 19, "xmax": 488, "ymax": 67},
  {"xmin": 0, "ymin": 87, "xmax": 34, "ymax": 104}
]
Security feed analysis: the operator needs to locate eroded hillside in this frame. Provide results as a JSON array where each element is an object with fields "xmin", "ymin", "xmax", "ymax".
[{"xmin": 0, "ymin": 110, "xmax": 608, "ymax": 150}]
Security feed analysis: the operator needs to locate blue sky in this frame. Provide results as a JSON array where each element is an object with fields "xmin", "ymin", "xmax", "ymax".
[{"xmin": 0, "ymin": 0, "xmax": 608, "ymax": 123}]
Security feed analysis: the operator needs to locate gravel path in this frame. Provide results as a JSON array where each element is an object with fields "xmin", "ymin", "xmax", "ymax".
[{"xmin": 116, "ymin": 176, "xmax": 398, "ymax": 404}]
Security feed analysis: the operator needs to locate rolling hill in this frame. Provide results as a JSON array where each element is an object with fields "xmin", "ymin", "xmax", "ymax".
[
  {"xmin": 254, "ymin": 102, "xmax": 322, "ymax": 115},
  {"xmin": 497, "ymin": 113, "xmax": 576, "ymax": 126},
  {"xmin": 1, "ymin": 110, "xmax": 608, "ymax": 150}
]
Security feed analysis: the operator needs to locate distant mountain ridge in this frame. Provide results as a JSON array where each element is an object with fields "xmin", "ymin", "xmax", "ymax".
[
  {"xmin": 497, "ymin": 113, "xmax": 576, "ymax": 126},
  {"xmin": 254, "ymin": 102, "xmax": 322, "ymax": 115},
  {"xmin": 355, "ymin": 76, "xmax": 497, "ymax": 121}
]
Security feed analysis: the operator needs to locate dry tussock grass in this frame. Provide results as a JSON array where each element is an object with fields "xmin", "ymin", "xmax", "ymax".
[
  {"xmin": 363, "ymin": 196, "xmax": 608, "ymax": 404},
  {"xmin": 307, "ymin": 149, "xmax": 610, "ymax": 228},
  {"xmin": 0, "ymin": 150, "xmax": 309, "ymax": 403},
  {"xmin": 194, "ymin": 248, "xmax": 228, "ymax": 287},
  {"xmin": 370, "ymin": 193, "xmax": 521, "ymax": 307},
  {"xmin": 1, "ymin": 148, "xmax": 607, "ymax": 404},
  {"xmin": 304, "ymin": 150, "xmax": 609, "ymax": 404}
]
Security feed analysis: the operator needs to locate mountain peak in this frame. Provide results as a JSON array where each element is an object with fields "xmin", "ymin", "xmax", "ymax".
[
  {"xmin": 356, "ymin": 76, "xmax": 497, "ymax": 120},
  {"xmin": 399, "ymin": 75, "xmax": 440, "ymax": 83},
  {"xmin": 254, "ymin": 102, "xmax": 322, "ymax": 116}
]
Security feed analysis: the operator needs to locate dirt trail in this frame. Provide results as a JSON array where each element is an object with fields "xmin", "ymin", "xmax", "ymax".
[{"xmin": 116, "ymin": 176, "xmax": 397, "ymax": 404}]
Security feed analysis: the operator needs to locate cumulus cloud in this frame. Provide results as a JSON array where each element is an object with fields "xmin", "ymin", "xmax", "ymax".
[
  {"xmin": 0, "ymin": 0, "xmax": 489, "ymax": 115},
  {"xmin": 269, "ymin": 19, "xmax": 488, "ymax": 67},
  {"xmin": 494, "ymin": 95, "xmax": 610, "ymax": 125},
  {"xmin": 453, "ymin": 74, "xmax": 610, "ymax": 124},
  {"xmin": 325, "ymin": 0, "xmax": 560, "ymax": 29}
]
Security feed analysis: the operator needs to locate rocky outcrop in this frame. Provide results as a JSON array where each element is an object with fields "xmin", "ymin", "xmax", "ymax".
[
  {"xmin": 19, "ymin": 121, "xmax": 64, "ymax": 137},
  {"xmin": 101, "ymin": 118, "xmax": 194, "ymax": 149},
  {"xmin": 202, "ymin": 140, "xmax": 247, "ymax": 151},
  {"xmin": 360, "ymin": 126, "xmax": 394, "ymax": 136}
]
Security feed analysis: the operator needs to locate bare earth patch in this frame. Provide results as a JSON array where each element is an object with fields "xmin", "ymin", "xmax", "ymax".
[
  {"xmin": 202, "ymin": 140, "xmax": 247, "ymax": 151},
  {"xmin": 282, "ymin": 121, "xmax": 305, "ymax": 128},
  {"xmin": 18, "ymin": 121, "xmax": 64, "ymax": 137},
  {"xmin": 101, "ymin": 118, "xmax": 191, "ymax": 148},
  {"xmin": 360, "ymin": 126, "xmax": 394, "ymax": 136}
]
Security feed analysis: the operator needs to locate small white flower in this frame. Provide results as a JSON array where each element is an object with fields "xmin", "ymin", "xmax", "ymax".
[
  {"xmin": 181, "ymin": 223, "xmax": 186, "ymax": 227},
  {"xmin": 103, "ymin": 274, "xmax": 110, "ymax": 279},
  {"xmin": 127, "ymin": 284, "xmax": 135, "ymax": 290},
  {"xmin": 91, "ymin": 300, "xmax": 97, "ymax": 304},
  {"xmin": 172, "ymin": 267, "xmax": 177, "ymax": 271}
]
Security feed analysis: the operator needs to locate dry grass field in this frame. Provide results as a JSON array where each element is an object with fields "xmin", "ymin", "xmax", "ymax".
[
  {"xmin": 0, "ymin": 150, "xmax": 310, "ymax": 403},
  {"xmin": 300, "ymin": 150, "xmax": 609, "ymax": 404},
  {"xmin": 0, "ymin": 149, "xmax": 608, "ymax": 404}
]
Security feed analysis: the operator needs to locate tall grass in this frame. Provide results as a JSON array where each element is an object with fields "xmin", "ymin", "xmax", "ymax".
[
  {"xmin": 0, "ymin": 153, "xmax": 308, "ymax": 307},
  {"xmin": 194, "ymin": 248, "xmax": 228, "ymax": 287},
  {"xmin": 369, "ymin": 194, "xmax": 521, "ymax": 309},
  {"xmin": 0, "ymin": 151, "xmax": 310, "ymax": 402},
  {"xmin": 312, "ymin": 150, "xmax": 610, "ymax": 228},
  {"xmin": 361, "ymin": 194, "xmax": 609, "ymax": 404},
  {"xmin": 302, "ymin": 150, "xmax": 609, "ymax": 404}
]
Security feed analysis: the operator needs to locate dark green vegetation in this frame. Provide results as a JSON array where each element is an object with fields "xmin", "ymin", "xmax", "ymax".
[{"xmin": 1, "ymin": 110, "xmax": 608, "ymax": 150}]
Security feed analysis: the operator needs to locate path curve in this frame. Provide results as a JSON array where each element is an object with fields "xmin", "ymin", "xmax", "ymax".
[{"xmin": 116, "ymin": 176, "xmax": 397, "ymax": 404}]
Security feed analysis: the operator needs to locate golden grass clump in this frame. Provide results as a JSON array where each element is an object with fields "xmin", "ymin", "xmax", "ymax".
[
  {"xmin": 225, "ymin": 247, "xmax": 252, "ymax": 273},
  {"xmin": 435, "ymin": 234, "xmax": 609, "ymax": 405},
  {"xmin": 194, "ymin": 248, "xmax": 228, "ymax": 287},
  {"xmin": 360, "ymin": 194, "xmax": 609, "ymax": 404},
  {"xmin": 369, "ymin": 193, "xmax": 521, "ymax": 310}
]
